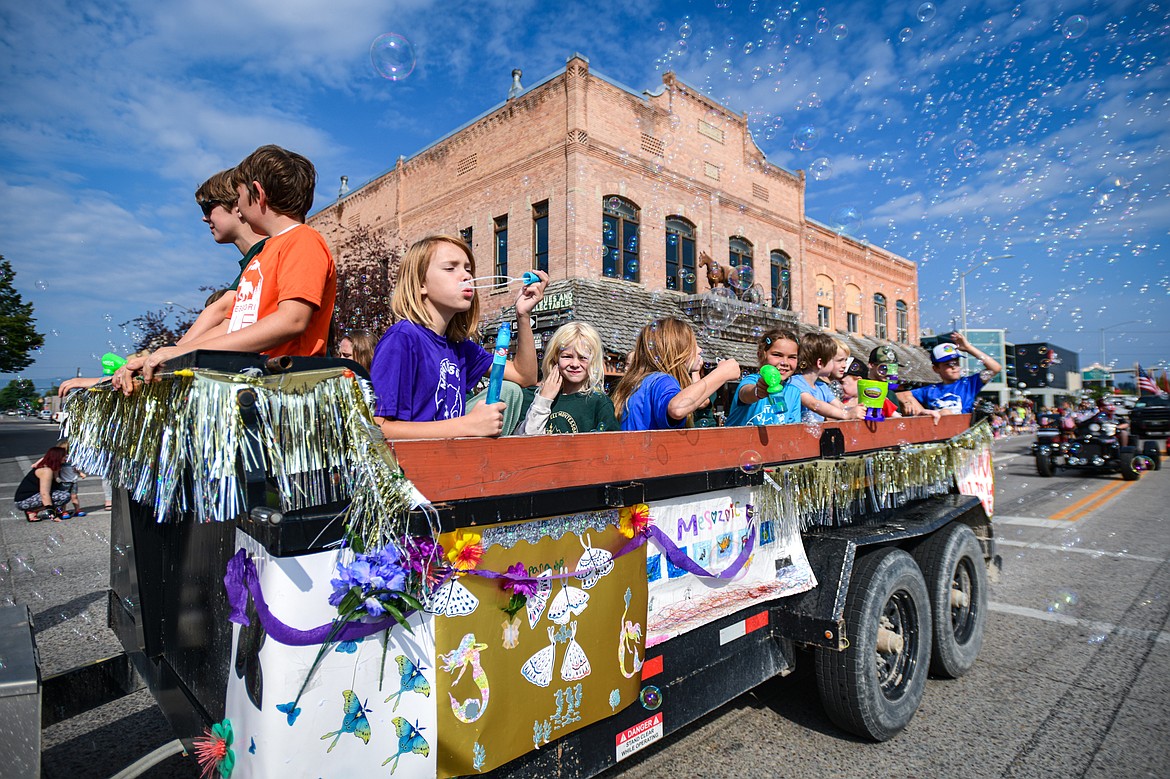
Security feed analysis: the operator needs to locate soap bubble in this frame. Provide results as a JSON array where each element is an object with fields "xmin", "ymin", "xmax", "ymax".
[
  {"xmin": 831, "ymin": 207, "xmax": 861, "ymax": 232},
  {"xmin": 832, "ymin": 23, "xmax": 847, "ymax": 40},
  {"xmin": 1062, "ymin": 15, "xmax": 1088, "ymax": 39},
  {"xmin": 740, "ymin": 450, "xmax": 763, "ymax": 474},
  {"xmin": 898, "ymin": 27, "xmax": 913, "ymax": 43},
  {"xmin": 1047, "ymin": 589, "xmax": 1079, "ymax": 612},
  {"xmin": 680, "ymin": 269, "xmax": 697, "ymax": 286},
  {"xmin": 36, "ymin": 280, "xmax": 47, "ymax": 290},
  {"xmin": 955, "ymin": 140, "xmax": 978, "ymax": 160},
  {"xmin": 1132, "ymin": 455, "xmax": 1153, "ymax": 472},
  {"xmin": 916, "ymin": 3, "xmax": 936, "ymax": 22},
  {"xmin": 809, "ymin": 157, "xmax": 833, "ymax": 180},
  {"xmin": 1086, "ymin": 633, "xmax": 1108, "ymax": 645},
  {"xmin": 370, "ymin": 33, "xmax": 416, "ymax": 81},
  {"xmin": 679, "ymin": 22, "xmax": 691, "ymax": 39},
  {"xmin": 703, "ymin": 288, "xmax": 738, "ymax": 328},
  {"xmin": 639, "ymin": 685, "xmax": 662, "ymax": 710},
  {"xmin": 728, "ymin": 264, "xmax": 754, "ymax": 291},
  {"xmin": 792, "ymin": 125, "xmax": 822, "ymax": 151}
]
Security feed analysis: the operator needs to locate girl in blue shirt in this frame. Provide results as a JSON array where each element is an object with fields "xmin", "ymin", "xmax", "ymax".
[
  {"xmin": 726, "ymin": 328, "xmax": 803, "ymax": 426},
  {"xmin": 613, "ymin": 318, "xmax": 740, "ymax": 431}
]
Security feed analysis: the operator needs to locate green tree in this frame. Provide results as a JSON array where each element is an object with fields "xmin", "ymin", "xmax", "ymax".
[
  {"xmin": 0, "ymin": 378, "xmax": 39, "ymax": 411},
  {"xmin": 0, "ymin": 257, "xmax": 45, "ymax": 372}
]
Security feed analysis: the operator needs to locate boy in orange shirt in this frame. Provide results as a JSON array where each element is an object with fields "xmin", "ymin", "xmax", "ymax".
[{"xmin": 117, "ymin": 145, "xmax": 336, "ymax": 391}]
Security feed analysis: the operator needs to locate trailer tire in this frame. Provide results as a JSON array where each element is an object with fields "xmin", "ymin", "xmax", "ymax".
[
  {"xmin": 912, "ymin": 523, "xmax": 987, "ymax": 678},
  {"xmin": 1119, "ymin": 452, "xmax": 1140, "ymax": 481},
  {"xmin": 1140, "ymin": 441, "xmax": 1161, "ymax": 471},
  {"xmin": 1035, "ymin": 453, "xmax": 1056, "ymax": 478},
  {"xmin": 815, "ymin": 547, "xmax": 931, "ymax": 741}
]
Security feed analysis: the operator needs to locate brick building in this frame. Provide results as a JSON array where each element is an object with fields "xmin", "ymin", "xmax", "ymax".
[{"xmin": 310, "ymin": 54, "xmax": 921, "ymax": 373}]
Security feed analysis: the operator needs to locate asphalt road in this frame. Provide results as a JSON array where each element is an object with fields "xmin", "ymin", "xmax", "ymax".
[{"xmin": 3, "ymin": 419, "xmax": 1168, "ymax": 778}]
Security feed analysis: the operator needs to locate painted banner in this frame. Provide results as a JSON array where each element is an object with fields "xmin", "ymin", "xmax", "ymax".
[
  {"xmin": 644, "ymin": 487, "xmax": 816, "ymax": 647},
  {"xmin": 955, "ymin": 444, "xmax": 995, "ymax": 518},
  {"xmin": 224, "ymin": 531, "xmax": 439, "ymax": 778},
  {"xmin": 433, "ymin": 511, "xmax": 647, "ymax": 777}
]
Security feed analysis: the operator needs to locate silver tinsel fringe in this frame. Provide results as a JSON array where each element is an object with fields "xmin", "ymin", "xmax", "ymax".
[
  {"xmin": 760, "ymin": 421, "xmax": 993, "ymax": 531},
  {"xmin": 63, "ymin": 369, "xmax": 420, "ymax": 550}
]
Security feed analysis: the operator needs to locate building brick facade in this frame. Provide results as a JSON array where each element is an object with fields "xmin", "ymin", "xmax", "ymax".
[{"xmin": 309, "ymin": 54, "xmax": 919, "ymax": 353}]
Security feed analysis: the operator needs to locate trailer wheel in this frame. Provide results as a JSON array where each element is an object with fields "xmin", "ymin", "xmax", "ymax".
[
  {"xmin": 815, "ymin": 547, "xmax": 931, "ymax": 741},
  {"xmin": 1035, "ymin": 453, "xmax": 1056, "ymax": 478},
  {"xmin": 1140, "ymin": 441, "xmax": 1161, "ymax": 471},
  {"xmin": 912, "ymin": 523, "xmax": 987, "ymax": 678}
]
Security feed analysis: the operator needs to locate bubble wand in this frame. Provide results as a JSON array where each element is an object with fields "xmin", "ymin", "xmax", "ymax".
[
  {"xmin": 486, "ymin": 323, "xmax": 511, "ymax": 405},
  {"xmin": 462, "ymin": 271, "xmax": 541, "ymax": 290}
]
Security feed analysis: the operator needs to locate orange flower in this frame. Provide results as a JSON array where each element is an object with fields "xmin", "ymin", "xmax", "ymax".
[
  {"xmin": 443, "ymin": 530, "xmax": 483, "ymax": 572},
  {"xmin": 618, "ymin": 503, "xmax": 651, "ymax": 538}
]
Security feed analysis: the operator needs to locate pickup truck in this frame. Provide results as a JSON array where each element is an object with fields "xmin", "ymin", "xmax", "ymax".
[{"xmin": 1129, "ymin": 395, "xmax": 1170, "ymax": 452}]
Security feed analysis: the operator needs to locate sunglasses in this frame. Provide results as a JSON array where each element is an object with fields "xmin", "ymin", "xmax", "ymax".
[{"xmin": 198, "ymin": 200, "xmax": 232, "ymax": 217}]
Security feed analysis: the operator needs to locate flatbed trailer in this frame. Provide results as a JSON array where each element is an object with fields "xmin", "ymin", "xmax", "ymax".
[{"xmin": 29, "ymin": 355, "xmax": 996, "ymax": 778}]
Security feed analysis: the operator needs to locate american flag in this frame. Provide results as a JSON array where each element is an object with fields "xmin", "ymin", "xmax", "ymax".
[{"xmin": 1137, "ymin": 364, "xmax": 1164, "ymax": 396}]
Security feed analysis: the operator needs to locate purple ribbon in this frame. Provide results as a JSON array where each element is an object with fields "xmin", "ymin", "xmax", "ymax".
[{"xmin": 224, "ymin": 523, "xmax": 756, "ymax": 647}]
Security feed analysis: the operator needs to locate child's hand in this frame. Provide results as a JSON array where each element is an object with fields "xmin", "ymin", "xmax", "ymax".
[
  {"xmin": 847, "ymin": 404, "xmax": 867, "ymax": 420},
  {"xmin": 113, "ymin": 355, "xmax": 148, "ymax": 395},
  {"xmin": 514, "ymin": 270, "xmax": 548, "ymax": 316},
  {"xmin": 713, "ymin": 358, "xmax": 741, "ymax": 382},
  {"xmin": 951, "ymin": 331, "xmax": 973, "ymax": 352},
  {"xmin": 142, "ymin": 346, "xmax": 183, "ymax": 383},
  {"xmin": 538, "ymin": 370, "xmax": 563, "ymax": 400},
  {"xmin": 463, "ymin": 400, "xmax": 507, "ymax": 437}
]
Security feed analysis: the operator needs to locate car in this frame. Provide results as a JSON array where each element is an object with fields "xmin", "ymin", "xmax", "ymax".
[
  {"xmin": 5, "ymin": 409, "xmax": 16, "ymax": 416},
  {"xmin": 1130, "ymin": 395, "xmax": 1170, "ymax": 453},
  {"xmin": 39, "ymin": 409, "xmax": 53, "ymax": 420}
]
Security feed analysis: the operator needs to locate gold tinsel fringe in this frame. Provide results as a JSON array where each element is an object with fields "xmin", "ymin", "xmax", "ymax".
[
  {"xmin": 63, "ymin": 370, "xmax": 420, "ymax": 551},
  {"xmin": 760, "ymin": 421, "xmax": 993, "ymax": 531}
]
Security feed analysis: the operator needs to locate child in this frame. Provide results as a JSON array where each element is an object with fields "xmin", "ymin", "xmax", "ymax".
[
  {"xmin": 613, "ymin": 318, "xmax": 740, "ymax": 431},
  {"xmin": 517, "ymin": 322, "xmax": 617, "ymax": 435},
  {"xmin": 369, "ymin": 235, "xmax": 547, "ymax": 439},
  {"xmin": 839, "ymin": 357, "xmax": 867, "ymax": 408},
  {"xmin": 828, "ymin": 338, "xmax": 851, "ymax": 400},
  {"xmin": 116, "ymin": 145, "xmax": 337, "ymax": 391},
  {"xmin": 337, "ymin": 329, "xmax": 377, "ymax": 372},
  {"xmin": 910, "ymin": 332, "xmax": 1003, "ymax": 415},
  {"xmin": 179, "ymin": 170, "xmax": 269, "ymax": 344},
  {"xmin": 789, "ymin": 332, "xmax": 865, "ymax": 423},
  {"xmin": 726, "ymin": 328, "xmax": 803, "ymax": 426}
]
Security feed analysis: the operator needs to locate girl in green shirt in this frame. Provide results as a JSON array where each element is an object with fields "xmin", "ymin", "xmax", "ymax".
[{"xmin": 517, "ymin": 322, "xmax": 617, "ymax": 435}]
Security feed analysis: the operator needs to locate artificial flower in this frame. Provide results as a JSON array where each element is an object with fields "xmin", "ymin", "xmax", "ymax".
[
  {"xmin": 444, "ymin": 531, "xmax": 483, "ymax": 572},
  {"xmin": 502, "ymin": 562, "xmax": 538, "ymax": 597},
  {"xmin": 619, "ymin": 503, "xmax": 651, "ymax": 538},
  {"xmin": 194, "ymin": 718, "xmax": 235, "ymax": 779}
]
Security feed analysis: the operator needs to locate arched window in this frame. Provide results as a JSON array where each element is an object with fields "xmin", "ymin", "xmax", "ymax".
[
  {"xmin": 815, "ymin": 274, "xmax": 834, "ymax": 329},
  {"xmin": 729, "ymin": 236, "xmax": 753, "ymax": 270},
  {"xmin": 770, "ymin": 250, "xmax": 791, "ymax": 309},
  {"xmin": 896, "ymin": 300, "xmax": 909, "ymax": 343},
  {"xmin": 845, "ymin": 283, "xmax": 862, "ymax": 335},
  {"xmin": 873, "ymin": 293, "xmax": 888, "ymax": 340},
  {"xmin": 665, "ymin": 217, "xmax": 696, "ymax": 293},
  {"xmin": 602, "ymin": 196, "xmax": 640, "ymax": 281}
]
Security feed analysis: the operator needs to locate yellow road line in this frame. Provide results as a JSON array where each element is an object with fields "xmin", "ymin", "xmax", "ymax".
[{"xmin": 1050, "ymin": 480, "xmax": 1132, "ymax": 522}]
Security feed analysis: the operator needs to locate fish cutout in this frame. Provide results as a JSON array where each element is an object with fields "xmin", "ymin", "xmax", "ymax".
[
  {"xmin": 521, "ymin": 626, "xmax": 558, "ymax": 687},
  {"xmin": 384, "ymin": 655, "xmax": 431, "ymax": 712},
  {"xmin": 573, "ymin": 535, "xmax": 614, "ymax": 590},
  {"xmin": 382, "ymin": 717, "xmax": 430, "ymax": 775},
  {"xmin": 234, "ymin": 594, "xmax": 266, "ymax": 710},
  {"xmin": 423, "ymin": 577, "xmax": 479, "ymax": 617},
  {"xmin": 526, "ymin": 569, "xmax": 553, "ymax": 629},
  {"xmin": 320, "ymin": 690, "xmax": 371, "ymax": 753},
  {"xmin": 276, "ymin": 701, "xmax": 301, "ymax": 726},
  {"xmin": 547, "ymin": 577, "xmax": 589, "ymax": 625},
  {"xmin": 560, "ymin": 621, "xmax": 591, "ymax": 681}
]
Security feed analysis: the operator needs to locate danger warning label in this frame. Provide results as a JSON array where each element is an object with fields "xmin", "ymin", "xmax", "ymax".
[{"xmin": 615, "ymin": 712, "xmax": 664, "ymax": 762}]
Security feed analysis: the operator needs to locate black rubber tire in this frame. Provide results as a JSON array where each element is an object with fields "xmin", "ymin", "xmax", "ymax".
[
  {"xmin": 815, "ymin": 547, "xmax": 932, "ymax": 741},
  {"xmin": 1120, "ymin": 452, "xmax": 1140, "ymax": 481},
  {"xmin": 912, "ymin": 523, "xmax": 987, "ymax": 678},
  {"xmin": 1036, "ymin": 453, "xmax": 1055, "ymax": 478},
  {"xmin": 1140, "ymin": 441, "xmax": 1162, "ymax": 471}
]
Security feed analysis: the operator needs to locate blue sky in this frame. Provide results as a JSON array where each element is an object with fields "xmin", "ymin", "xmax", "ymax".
[{"xmin": 1, "ymin": 0, "xmax": 1166, "ymax": 390}]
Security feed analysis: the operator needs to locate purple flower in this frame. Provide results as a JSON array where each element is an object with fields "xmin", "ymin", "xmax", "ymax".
[{"xmin": 503, "ymin": 562, "xmax": 538, "ymax": 597}]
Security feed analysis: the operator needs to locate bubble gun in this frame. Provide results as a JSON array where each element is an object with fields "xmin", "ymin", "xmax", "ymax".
[
  {"xmin": 486, "ymin": 323, "xmax": 511, "ymax": 405},
  {"xmin": 101, "ymin": 353, "xmax": 126, "ymax": 376},
  {"xmin": 758, "ymin": 365, "xmax": 787, "ymax": 414},
  {"xmin": 857, "ymin": 379, "xmax": 889, "ymax": 421}
]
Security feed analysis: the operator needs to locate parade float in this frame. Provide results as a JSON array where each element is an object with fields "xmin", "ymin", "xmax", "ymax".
[{"xmin": 52, "ymin": 350, "xmax": 995, "ymax": 778}]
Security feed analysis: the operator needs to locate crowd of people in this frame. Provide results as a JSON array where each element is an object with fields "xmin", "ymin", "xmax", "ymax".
[{"xmin": 22, "ymin": 144, "xmax": 1006, "ymax": 519}]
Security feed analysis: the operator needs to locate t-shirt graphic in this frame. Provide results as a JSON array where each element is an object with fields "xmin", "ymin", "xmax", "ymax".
[
  {"xmin": 435, "ymin": 358, "xmax": 464, "ymax": 419},
  {"xmin": 228, "ymin": 259, "xmax": 264, "ymax": 332}
]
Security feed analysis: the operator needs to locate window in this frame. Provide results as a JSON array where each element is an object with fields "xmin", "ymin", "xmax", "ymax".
[
  {"xmin": 532, "ymin": 201, "xmax": 548, "ymax": 274},
  {"xmin": 494, "ymin": 215, "xmax": 508, "ymax": 279},
  {"xmin": 896, "ymin": 300, "xmax": 909, "ymax": 343},
  {"xmin": 844, "ymin": 283, "xmax": 862, "ymax": 335},
  {"xmin": 459, "ymin": 226, "xmax": 473, "ymax": 247},
  {"xmin": 602, "ymin": 196, "xmax": 640, "ymax": 281},
  {"xmin": 815, "ymin": 274, "xmax": 834, "ymax": 329},
  {"xmin": 665, "ymin": 217, "xmax": 696, "ymax": 293},
  {"xmin": 729, "ymin": 236, "xmax": 753, "ymax": 270},
  {"xmin": 818, "ymin": 305, "xmax": 832, "ymax": 328},
  {"xmin": 770, "ymin": 250, "xmax": 791, "ymax": 309},
  {"xmin": 873, "ymin": 293, "xmax": 888, "ymax": 340},
  {"xmin": 846, "ymin": 312, "xmax": 860, "ymax": 334}
]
